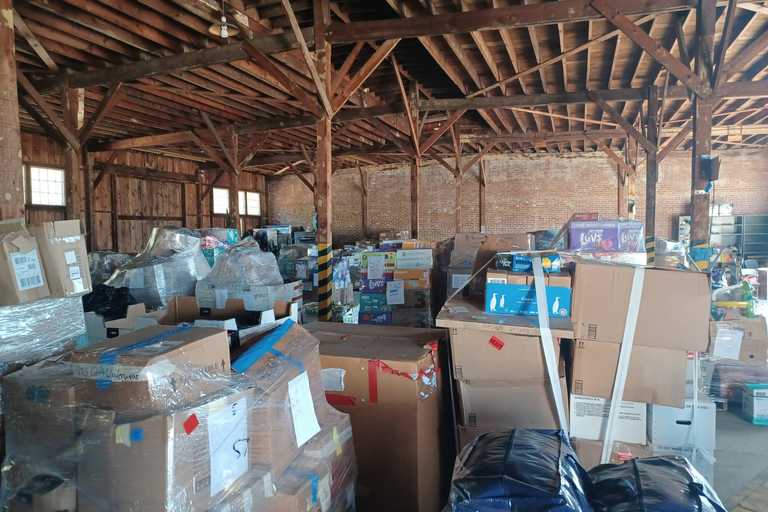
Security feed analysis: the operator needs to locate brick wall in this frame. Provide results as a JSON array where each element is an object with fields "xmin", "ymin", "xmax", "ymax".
[{"xmin": 267, "ymin": 148, "xmax": 768, "ymax": 245}]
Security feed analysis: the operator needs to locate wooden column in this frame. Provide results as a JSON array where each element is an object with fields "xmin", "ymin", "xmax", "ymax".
[
  {"xmin": 410, "ymin": 159, "xmax": 419, "ymax": 239},
  {"xmin": 479, "ymin": 158, "xmax": 487, "ymax": 233},
  {"xmin": 180, "ymin": 183, "xmax": 188, "ymax": 228},
  {"xmin": 83, "ymin": 151, "xmax": 94, "ymax": 249},
  {"xmin": 314, "ymin": 0, "xmax": 333, "ymax": 321},
  {"xmin": 645, "ymin": 86, "xmax": 659, "ymax": 263},
  {"xmin": 0, "ymin": 1, "xmax": 25, "ymax": 220},
  {"xmin": 359, "ymin": 166, "xmax": 368, "ymax": 239},
  {"xmin": 63, "ymin": 88, "xmax": 85, "ymax": 220},
  {"xmin": 110, "ymin": 174, "xmax": 119, "ymax": 251},
  {"xmin": 455, "ymin": 170, "xmax": 462, "ymax": 234},
  {"xmin": 617, "ymin": 166, "xmax": 628, "ymax": 218},
  {"xmin": 196, "ymin": 181, "xmax": 203, "ymax": 228},
  {"xmin": 229, "ymin": 172, "xmax": 240, "ymax": 232},
  {"xmin": 691, "ymin": 0, "xmax": 716, "ymax": 246}
]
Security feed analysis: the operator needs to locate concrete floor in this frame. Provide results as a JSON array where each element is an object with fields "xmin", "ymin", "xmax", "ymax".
[{"xmin": 715, "ymin": 409, "xmax": 768, "ymax": 508}]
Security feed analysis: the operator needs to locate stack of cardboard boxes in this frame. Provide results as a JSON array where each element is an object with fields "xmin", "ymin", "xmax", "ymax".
[
  {"xmin": 3, "ymin": 321, "xmax": 357, "ymax": 511},
  {"xmin": 439, "ymin": 254, "xmax": 716, "ymax": 480},
  {"xmin": 358, "ymin": 247, "xmax": 434, "ymax": 327}
]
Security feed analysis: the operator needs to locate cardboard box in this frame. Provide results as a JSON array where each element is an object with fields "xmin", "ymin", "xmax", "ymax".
[
  {"xmin": 78, "ymin": 388, "xmax": 252, "ymax": 512},
  {"xmin": 208, "ymin": 468, "xmax": 275, "ymax": 512},
  {"xmin": 360, "ymin": 275, "xmax": 392, "ymax": 293},
  {"xmin": 195, "ymin": 280, "xmax": 303, "ymax": 313},
  {"xmin": 394, "ymin": 269, "xmax": 431, "ymax": 289},
  {"xmin": 570, "ymin": 340, "xmax": 688, "ymax": 407},
  {"xmin": 648, "ymin": 397, "xmax": 716, "ymax": 453},
  {"xmin": 29, "ymin": 220, "xmax": 91, "ymax": 297},
  {"xmin": 450, "ymin": 328, "xmax": 560, "ymax": 382},
  {"xmin": 359, "ymin": 293, "xmax": 390, "ymax": 312},
  {"xmin": 360, "ymin": 252, "xmax": 396, "ymax": 276},
  {"xmin": 485, "ymin": 278, "xmax": 571, "ymax": 318},
  {"xmin": 67, "ymin": 325, "xmax": 230, "ymax": 411},
  {"xmin": 710, "ymin": 318, "xmax": 768, "ymax": 341},
  {"xmin": 568, "ymin": 219, "xmax": 644, "ymax": 252},
  {"xmin": 571, "ymin": 261, "xmax": 710, "ymax": 351},
  {"xmin": 709, "ymin": 319, "xmax": 768, "ymax": 364},
  {"xmin": 266, "ymin": 456, "xmax": 332, "ymax": 512},
  {"xmin": 571, "ymin": 438, "xmax": 652, "ymax": 470},
  {"xmin": 9, "ymin": 481, "xmax": 77, "ymax": 512},
  {"xmin": 569, "ymin": 394, "xmax": 647, "ymax": 445},
  {"xmin": 495, "ymin": 253, "xmax": 562, "ymax": 273},
  {"xmin": 741, "ymin": 383, "xmax": 768, "ymax": 425},
  {"xmin": 358, "ymin": 310, "xmax": 392, "ymax": 325},
  {"xmin": 396, "ymin": 249, "xmax": 433, "ymax": 269},
  {"xmin": 309, "ymin": 322, "xmax": 446, "ymax": 512},
  {"xmin": 458, "ymin": 378, "xmax": 567, "ymax": 429},
  {"xmin": 0, "ymin": 220, "xmax": 49, "ymax": 306}
]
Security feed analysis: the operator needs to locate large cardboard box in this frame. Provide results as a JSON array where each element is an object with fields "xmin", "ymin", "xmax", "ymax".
[
  {"xmin": 569, "ymin": 394, "xmax": 647, "ymax": 445},
  {"xmin": 0, "ymin": 220, "xmax": 49, "ymax": 306},
  {"xmin": 741, "ymin": 383, "xmax": 768, "ymax": 425},
  {"xmin": 78, "ymin": 388, "xmax": 252, "ymax": 512},
  {"xmin": 709, "ymin": 319, "xmax": 768, "ymax": 364},
  {"xmin": 648, "ymin": 397, "xmax": 716, "ymax": 453},
  {"xmin": 67, "ymin": 325, "xmax": 230, "ymax": 411},
  {"xmin": 571, "ymin": 438, "xmax": 652, "ymax": 470},
  {"xmin": 570, "ymin": 340, "xmax": 688, "ymax": 407},
  {"xmin": 485, "ymin": 273, "xmax": 571, "ymax": 318},
  {"xmin": 29, "ymin": 220, "xmax": 91, "ymax": 297},
  {"xmin": 450, "ymin": 328, "xmax": 560, "ymax": 382},
  {"xmin": 571, "ymin": 261, "xmax": 710, "ymax": 351},
  {"xmin": 309, "ymin": 322, "xmax": 446, "ymax": 512},
  {"xmin": 458, "ymin": 378, "xmax": 567, "ymax": 429}
]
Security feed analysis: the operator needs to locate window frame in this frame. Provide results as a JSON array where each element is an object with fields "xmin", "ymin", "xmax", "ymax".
[
  {"xmin": 25, "ymin": 163, "xmax": 67, "ymax": 209},
  {"xmin": 211, "ymin": 186, "xmax": 230, "ymax": 215}
]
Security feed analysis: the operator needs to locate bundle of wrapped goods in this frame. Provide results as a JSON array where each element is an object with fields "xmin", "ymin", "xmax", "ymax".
[
  {"xmin": 277, "ymin": 244, "xmax": 317, "ymax": 290},
  {"xmin": 308, "ymin": 322, "xmax": 445, "ymax": 512},
  {"xmin": 198, "ymin": 227, "xmax": 239, "ymax": 267},
  {"xmin": 2, "ymin": 320, "xmax": 356, "ymax": 512},
  {"xmin": 358, "ymin": 249, "xmax": 434, "ymax": 327},
  {"xmin": 105, "ymin": 227, "xmax": 210, "ymax": 309},
  {"xmin": 88, "ymin": 251, "xmax": 132, "ymax": 286},
  {"xmin": 196, "ymin": 239, "xmax": 302, "ymax": 313}
]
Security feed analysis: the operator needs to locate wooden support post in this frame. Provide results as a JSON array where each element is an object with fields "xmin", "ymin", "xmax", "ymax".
[
  {"xmin": 63, "ymin": 88, "xmax": 85, "ymax": 221},
  {"xmin": 691, "ymin": 0, "xmax": 715, "ymax": 247},
  {"xmin": 410, "ymin": 159, "xmax": 420, "ymax": 239},
  {"xmin": 110, "ymin": 173, "xmax": 119, "ymax": 251},
  {"xmin": 0, "ymin": 0, "xmax": 25, "ymax": 220},
  {"xmin": 455, "ymin": 166, "xmax": 462, "ymax": 235},
  {"xmin": 479, "ymin": 158, "xmax": 487, "ymax": 233},
  {"xmin": 229, "ymin": 171, "xmax": 241, "ymax": 233},
  {"xmin": 645, "ymin": 87, "xmax": 659, "ymax": 263},
  {"xmin": 83, "ymin": 151, "xmax": 94, "ymax": 250},
  {"xmin": 196, "ymin": 182, "xmax": 203, "ymax": 228},
  {"xmin": 180, "ymin": 183, "xmax": 187, "ymax": 228},
  {"xmin": 314, "ymin": 0, "xmax": 333, "ymax": 321},
  {"xmin": 618, "ymin": 166, "xmax": 628, "ymax": 218},
  {"xmin": 358, "ymin": 166, "xmax": 368, "ymax": 239}
]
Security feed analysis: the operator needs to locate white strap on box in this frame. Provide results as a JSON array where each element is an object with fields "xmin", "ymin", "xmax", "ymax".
[
  {"xmin": 532, "ymin": 256, "xmax": 569, "ymax": 434},
  {"xmin": 601, "ymin": 266, "xmax": 645, "ymax": 463}
]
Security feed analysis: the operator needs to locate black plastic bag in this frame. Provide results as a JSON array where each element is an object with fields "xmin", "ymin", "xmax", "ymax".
[
  {"xmin": 81, "ymin": 284, "xmax": 138, "ymax": 321},
  {"xmin": 450, "ymin": 429, "xmax": 593, "ymax": 512},
  {"xmin": 588, "ymin": 456, "xmax": 726, "ymax": 512}
]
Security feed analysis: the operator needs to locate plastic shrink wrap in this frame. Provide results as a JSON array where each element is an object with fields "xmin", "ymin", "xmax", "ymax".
[
  {"xmin": 450, "ymin": 429, "xmax": 593, "ymax": 512},
  {"xmin": 588, "ymin": 456, "xmax": 726, "ymax": 512},
  {"xmin": 197, "ymin": 238, "xmax": 301, "ymax": 312},
  {"xmin": 1, "ymin": 320, "xmax": 356, "ymax": 512},
  {"xmin": 105, "ymin": 227, "xmax": 210, "ymax": 309},
  {"xmin": 88, "ymin": 252, "xmax": 132, "ymax": 286}
]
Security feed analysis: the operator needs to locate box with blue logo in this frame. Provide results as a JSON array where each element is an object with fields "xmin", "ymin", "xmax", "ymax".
[
  {"xmin": 496, "ymin": 253, "xmax": 562, "ymax": 273},
  {"xmin": 485, "ymin": 271, "xmax": 571, "ymax": 318}
]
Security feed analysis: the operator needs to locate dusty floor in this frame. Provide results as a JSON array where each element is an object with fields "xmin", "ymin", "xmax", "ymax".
[{"xmin": 715, "ymin": 410, "xmax": 768, "ymax": 509}]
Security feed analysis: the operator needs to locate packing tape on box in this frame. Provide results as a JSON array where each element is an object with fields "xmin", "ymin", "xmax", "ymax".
[
  {"xmin": 601, "ymin": 266, "xmax": 645, "ymax": 464},
  {"xmin": 532, "ymin": 256, "xmax": 569, "ymax": 434},
  {"xmin": 231, "ymin": 319, "xmax": 304, "ymax": 373}
]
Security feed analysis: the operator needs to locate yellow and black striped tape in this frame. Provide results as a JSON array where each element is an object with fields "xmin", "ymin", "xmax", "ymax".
[
  {"xmin": 645, "ymin": 236, "xmax": 655, "ymax": 264},
  {"xmin": 317, "ymin": 243, "xmax": 333, "ymax": 321}
]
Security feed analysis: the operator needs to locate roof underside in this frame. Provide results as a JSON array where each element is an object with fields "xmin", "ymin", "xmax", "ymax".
[{"xmin": 13, "ymin": 0, "xmax": 768, "ymax": 175}]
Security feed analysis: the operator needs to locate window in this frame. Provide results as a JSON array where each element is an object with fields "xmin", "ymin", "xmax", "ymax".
[
  {"xmin": 29, "ymin": 166, "xmax": 65, "ymax": 206},
  {"xmin": 240, "ymin": 191, "xmax": 261, "ymax": 216},
  {"xmin": 212, "ymin": 187, "xmax": 229, "ymax": 214}
]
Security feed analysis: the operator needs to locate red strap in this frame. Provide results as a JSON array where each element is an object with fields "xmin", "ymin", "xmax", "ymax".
[
  {"xmin": 325, "ymin": 392, "xmax": 356, "ymax": 407},
  {"xmin": 368, "ymin": 359, "xmax": 379, "ymax": 404}
]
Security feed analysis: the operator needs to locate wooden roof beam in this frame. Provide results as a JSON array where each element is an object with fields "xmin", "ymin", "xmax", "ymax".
[
  {"xmin": 17, "ymin": 71, "xmax": 79, "ymax": 150},
  {"xmin": 331, "ymin": 39, "xmax": 401, "ymax": 113},
  {"xmin": 13, "ymin": 8, "xmax": 58, "ymax": 71},
  {"xmin": 589, "ymin": 91, "xmax": 655, "ymax": 152},
  {"xmin": 392, "ymin": 55, "xmax": 419, "ymax": 156},
  {"xmin": 585, "ymin": 133, "xmax": 635, "ymax": 177},
  {"xmin": 590, "ymin": 0, "xmax": 709, "ymax": 97},
  {"xmin": 462, "ymin": 129, "xmax": 628, "ymax": 144},
  {"xmin": 327, "ymin": 0, "xmax": 708, "ymax": 42},
  {"xmin": 79, "ymin": 82, "xmax": 123, "ymax": 145},
  {"xmin": 421, "ymin": 110, "xmax": 466, "ymax": 154}
]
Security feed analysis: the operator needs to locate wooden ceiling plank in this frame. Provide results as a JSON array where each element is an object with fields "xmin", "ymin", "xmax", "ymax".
[
  {"xmin": 17, "ymin": 71, "xmax": 79, "ymax": 150},
  {"xmin": 591, "ymin": 0, "xmax": 709, "ymax": 97},
  {"xmin": 720, "ymin": 22, "xmax": 768, "ymax": 82},
  {"xmin": 713, "ymin": 0, "xmax": 739, "ymax": 88},
  {"xmin": 332, "ymin": 38, "xmax": 401, "ymax": 112},
  {"xmin": 18, "ymin": 94, "xmax": 67, "ymax": 143},
  {"xmin": 12, "ymin": 8, "xmax": 58, "ymax": 71},
  {"xmin": 79, "ymin": 82, "xmax": 124, "ymax": 145}
]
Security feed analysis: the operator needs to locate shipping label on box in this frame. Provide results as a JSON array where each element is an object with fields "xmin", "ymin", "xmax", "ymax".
[
  {"xmin": 485, "ymin": 281, "xmax": 571, "ymax": 318},
  {"xmin": 395, "ymin": 249, "xmax": 433, "ymax": 269},
  {"xmin": 361, "ymin": 252, "xmax": 396, "ymax": 279},
  {"xmin": 569, "ymin": 394, "xmax": 647, "ymax": 445}
]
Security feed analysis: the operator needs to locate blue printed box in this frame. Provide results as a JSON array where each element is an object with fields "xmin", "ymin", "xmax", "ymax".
[
  {"xmin": 360, "ymin": 273, "xmax": 393, "ymax": 293},
  {"xmin": 485, "ymin": 282, "xmax": 571, "ymax": 318},
  {"xmin": 359, "ymin": 293, "xmax": 391, "ymax": 312},
  {"xmin": 358, "ymin": 311, "xmax": 393, "ymax": 325},
  {"xmin": 496, "ymin": 253, "xmax": 562, "ymax": 273}
]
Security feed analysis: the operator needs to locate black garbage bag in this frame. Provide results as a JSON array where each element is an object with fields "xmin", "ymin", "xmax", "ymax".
[
  {"xmin": 588, "ymin": 456, "xmax": 726, "ymax": 512},
  {"xmin": 81, "ymin": 284, "xmax": 138, "ymax": 321},
  {"xmin": 450, "ymin": 429, "xmax": 593, "ymax": 512}
]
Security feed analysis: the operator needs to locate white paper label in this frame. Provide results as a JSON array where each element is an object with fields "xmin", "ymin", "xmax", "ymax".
[
  {"xmin": 10, "ymin": 250, "xmax": 44, "ymax": 291},
  {"xmin": 321, "ymin": 368, "xmax": 346, "ymax": 392},
  {"xmin": 72, "ymin": 278, "xmax": 85, "ymax": 294},
  {"xmin": 214, "ymin": 288, "xmax": 229, "ymax": 309},
  {"xmin": 367, "ymin": 254, "xmax": 385, "ymax": 280},
  {"xmin": 386, "ymin": 280, "xmax": 405, "ymax": 305},
  {"xmin": 451, "ymin": 273, "xmax": 471, "ymax": 289},
  {"xmin": 208, "ymin": 397, "xmax": 249, "ymax": 497},
  {"xmin": 318, "ymin": 474, "xmax": 332, "ymax": 512},
  {"xmin": 288, "ymin": 371, "xmax": 321, "ymax": 447},
  {"xmin": 263, "ymin": 472, "xmax": 275, "ymax": 497},
  {"xmin": 64, "ymin": 250, "xmax": 78, "ymax": 265},
  {"xmin": 713, "ymin": 328, "xmax": 743, "ymax": 360},
  {"xmin": 68, "ymin": 265, "xmax": 81, "ymax": 280}
]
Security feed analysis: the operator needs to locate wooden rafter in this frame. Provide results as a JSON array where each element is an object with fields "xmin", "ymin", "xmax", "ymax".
[
  {"xmin": 719, "ymin": 23, "xmax": 768, "ymax": 82},
  {"xmin": 13, "ymin": 8, "xmax": 58, "ymax": 71},
  {"xmin": 332, "ymin": 38, "xmax": 401, "ymax": 112},
  {"xmin": 585, "ymin": 133, "xmax": 635, "ymax": 177},
  {"xmin": 17, "ymin": 71, "xmax": 79, "ymax": 150},
  {"xmin": 420, "ymin": 110, "xmax": 466, "ymax": 154},
  {"xmin": 190, "ymin": 131, "xmax": 234, "ymax": 174},
  {"xmin": 459, "ymin": 144, "xmax": 496, "ymax": 175},
  {"xmin": 589, "ymin": 92, "xmax": 654, "ymax": 153},
  {"xmin": 658, "ymin": 119, "xmax": 693, "ymax": 161},
  {"xmin": 332, "ymin": 41, "xmax": 365, "ymax": 91},
  {"xmin": 79, "ymin": 82, "xmax": 124, "ymax": 146},
  {"xmin": 392, "ymin": 55, "xmax": 419, "ymax": 155},
  {"xmin": 590, "ymin": 0, "xmax": 709, "ymax": 97},
  {"xmin": 200, "ymin": 111, "xmax": 238, "ymax": 172}
]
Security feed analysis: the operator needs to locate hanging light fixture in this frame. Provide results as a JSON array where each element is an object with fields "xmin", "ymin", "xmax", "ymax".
[{"xmin": 208, "ymin": 1, "xmax": 239, "ymax": 39}]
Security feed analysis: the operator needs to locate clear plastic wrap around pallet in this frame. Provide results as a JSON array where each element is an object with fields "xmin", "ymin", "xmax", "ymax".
[
  {"xmin": 1, "ymin": 320, "xmax": 357, "ymax": 512},
  {"xmin": 105, "ymin": 227, "xmax": 211, "ymax": 309},
  {"xmin": 88, "ymin": 251, "xmax": 132, "ymax": 286},
  {"xmin": 0, "ymin": 296, "xmax": 86, "ymax": 376}
]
